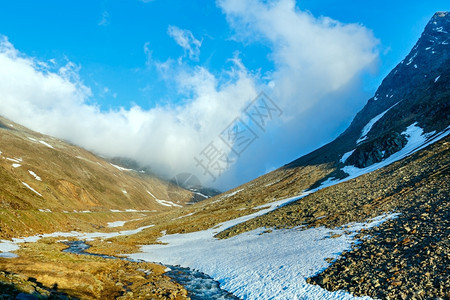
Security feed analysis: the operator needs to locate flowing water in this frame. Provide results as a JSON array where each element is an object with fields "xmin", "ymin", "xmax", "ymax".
[{"xmin": 63, "ymin": 240, "xmax": 239, "ymax": 300}]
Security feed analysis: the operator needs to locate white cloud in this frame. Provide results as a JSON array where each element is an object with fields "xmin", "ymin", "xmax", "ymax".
[
  {"xmin": 168, "ymin": 26, "xmax": 202, "ymax": 60},
  {"xmin": 0, "ymin": 1, "xmax": 380, "ymax": 190},
  {"xmin": 218, "ymin": 0, "xmax": 379, "ymax": 115},
  {"xmin": 0, "ymin": 36, "xmax": 256, "ymax": 186}
]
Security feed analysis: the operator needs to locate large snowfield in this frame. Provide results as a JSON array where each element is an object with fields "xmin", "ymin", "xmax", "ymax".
[{"xmin": 129, "ymin": 211, "xmax": 397, "ymax": 300}]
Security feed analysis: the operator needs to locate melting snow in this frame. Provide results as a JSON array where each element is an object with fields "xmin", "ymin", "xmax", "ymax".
[
  {"xmin": 12, "ymin": 163, "xmax": 21, "ymax": 168},
  {"xmin": 107, "ymin": 221, "xmax": 127, "ymax": 228},
  {"xmin": 39, "ymin": 141, "xmax": 54, "ymax": 149},
  {"xmin": 0, "ymin": 225, "xmax": 155, "ymax": 254},
  {"xmin": 129, "ymin": 206, "xmax": 397, "ymax": 300},
  {"xmin": 22, "ymin": 182, "xmax": 42, "ymax": 197},
  {"xmin": 193, "ymin": 191, "xmax": 209, "ymax": 199},
  {"xmin": 28, "ymin": 137, "xmax": 38, "ymax": 142},
  {"xmin": 406, "ymin": 52, "xmax": 417, "ymax": 65},
  {"xmin": 435, "ymin": 75, "xmax": 441, "ymax": 82},
  {"xmin": 212, "ymin": 188, "xmax": 244, "ymax": 203},
  {"xmin": 357, "ymin": 103, "xmax": 398, "ymax": 144},
  {"xmin": 345, "ymin": 123, "xmax": 449, "ymax": 178},
  {"xmin": 122, "ymin": 190, "xmax": 128, "ymax": 194},
  {"xmin": 7, "ymin": 157, "xmax": 22, "ymax": 163},
  {"xmin": 156, "ymin": 199, "xmax": 182, "ymax": 208},
  {"xmin": 434, "ymin": 26, "xmax": 447, "ymax": 33},
  {"xmin": 110, "ymin": 163, "xmax": 132, "ymax": 171},
  {"xmin": 28, "ymin": 170, "xmax": 42, "ymax": 181},
  {"xmin": 38, "ymin": 209, "xmax": 52, "ymax": 213},
  {"xmin": 147, "ymin": 191, "xmax": 182, "ymax": 208},
  {"xmin": 414, "ymin": 64, "xmax": 418, "ymax": 69},
  {"xmin": 174, "ymin": 212, "xmax": 195, "ymax": 220},
  {"xmin": 340, "ymin": 149, "xmax": 355, "ymax": 164}
]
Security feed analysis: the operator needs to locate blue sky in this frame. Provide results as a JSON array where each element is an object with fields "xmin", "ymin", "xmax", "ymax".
[{"xmin": 0, "ymin": 0, "xmax": 448, "ymax": 190}]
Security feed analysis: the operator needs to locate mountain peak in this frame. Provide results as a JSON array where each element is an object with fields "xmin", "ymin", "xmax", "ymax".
[{"xmin": 434, "ymin": 11, "xmax": 448, "ymax": 18}]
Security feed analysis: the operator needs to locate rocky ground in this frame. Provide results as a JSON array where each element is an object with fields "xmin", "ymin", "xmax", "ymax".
[
  {"xmin": 0, "ymin": 239, "xmax": 188, "ymax": 299},
  {"xmin": 308, "ymin": 174, "xmax": 449, "ymax": 299},
  {"xmin": 215, "ymin": 137, "xmax": 449, "ymax": 299}
]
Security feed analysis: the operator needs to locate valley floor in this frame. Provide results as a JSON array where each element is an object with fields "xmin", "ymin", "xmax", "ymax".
[{"xmin": 0, "ymin": 137, "xmax": 448, "ymax": 299}]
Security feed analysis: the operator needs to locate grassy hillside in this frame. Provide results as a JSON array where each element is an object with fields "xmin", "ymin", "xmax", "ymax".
[{"xmin": 0, "ymin": 115, "xmax": 191, "ymax": 238}]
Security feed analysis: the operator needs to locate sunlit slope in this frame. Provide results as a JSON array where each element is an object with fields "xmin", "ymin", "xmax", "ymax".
[{"xmin": 0, "ymin": 115, "xmax": 191, "ymax": 238}]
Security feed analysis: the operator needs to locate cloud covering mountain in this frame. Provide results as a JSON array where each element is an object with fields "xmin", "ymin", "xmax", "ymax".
[{"xmin": 0, "ymin": 0, "xmax": 379, "ymax": 189}]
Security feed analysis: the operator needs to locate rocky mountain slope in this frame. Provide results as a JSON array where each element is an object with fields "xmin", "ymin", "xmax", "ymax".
[
  {"xmin": 202, "ymin": 10, "xmax": 450, "ymax": 207},
  {"xmin": 0, "ymin": 116, "xmax": 192, "ymax": 238}
]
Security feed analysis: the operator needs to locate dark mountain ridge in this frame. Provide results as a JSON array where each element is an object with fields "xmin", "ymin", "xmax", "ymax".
[{"xmin": 286, "ymin": 12, "xmax": 449, "ymax": 180}]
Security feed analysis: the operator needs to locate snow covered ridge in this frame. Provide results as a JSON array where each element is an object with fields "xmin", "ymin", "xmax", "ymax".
[{"xmin": 342, "ymin": 123, "xmax": 449, "ymax": 180}]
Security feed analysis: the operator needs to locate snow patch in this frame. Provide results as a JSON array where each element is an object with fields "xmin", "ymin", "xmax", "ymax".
[
  {"xmin": 434, "ymin": 26, "xmax": 448, "ymax": 33},
  {"xmin": 156, "ymin": 199, "xmax": 182, "ymax": 208},
  {"xmin": 212, "ymin": 188, "xmax": 244, "ymax": 203},
  {"xmin": 110, "ymin": 163, "xmax": 132, "ymax": 171},
  {"xmin": 39, "ymin": 141, "xmax": 54, "ymax": 149},
  {"xmin": 22, "ymin": 182, "xmax": 42, "ymax": 197},
  {"xmin": 193, "ymin": 191, "xmax": 209, "ymax": 199},
  {"xmin": 406, "ymin": 52, "xmax": 417, "ymax": 65},
  {"xmin": 0, "ymin": 225, "xmax": 155, "ymax": 254},
  {"xmin": 107, "ymin": 221, "xmax": 127, "ymax": 228},
  {"xmin": 174, "ymin": 212, "xmax": 195, "ymax": 220},
  {"xmin": 345, "ymin": 123, "xmax": 449, "ymax": 179},
  {"xmin": 28, "ymin": 137, "xmax": 38, "ymax": 142},
  {"xmin": 7, "ymin": 157, "xmax": 22, "ymax": 163},
  {"xmin": 340, "ymin": 149, "xmax": 355, "ymax": 164},
  {"xmin": 12, "ymin": 163, "xmax": 21, "ymax": 168},
  {"xmin": 434, "ymin": 75, "xmax": 441, "ymax": 82},
  {"xmin": 147, "ymin": 190, "xmax": 182, "ymax": 208},
  {"xmin": 129, "ymin": 210, "xmax": 397, "ymax": 300},
  {"xmin": 357, "ymin": 103, "xmax": 398, "ymax": 144},
  {"xmin": 28, "ymin": 170, "xmax": 42, "ymax": 181}
]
